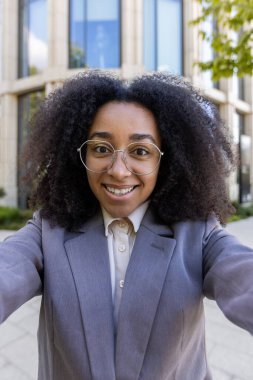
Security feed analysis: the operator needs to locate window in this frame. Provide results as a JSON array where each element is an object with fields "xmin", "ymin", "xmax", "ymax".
[
  {"xmin": 0, "ymin": 0, "xmax": 3, "ymax": 80},
  {"xmin": 234, "ymin": 112, "xmax": 251, "ymax": 203},
  {"xmin": 200, "ymin": 16, "xmax": 217, "ymax": 88},
  {"xmin": 144, "ymin": 0, "xmax": 183, "ymax": 74},
  {"xmin": 69, "ymin": 0, "xmax": 120, "ymax": 69},
  {"xmin": 232, "ymin": 29, "xmax": 245, "ymax": 100},
  {"xmin": 18, "ymin": 90, "xmax": 45, "ymax": 208},
  {"xmin": 18, "ymin": 0, "xmax": 48, "ymax": 77},
  {"xmin": 198, "ymin": 9, "xmax": 219, "ymax": 90},
  {"xmin": 233, "ymin": 76, "xmax": 245, "ymax": 101},
  {"xmin": 238, "ymin": 78, "xmax": 245, "ymax": 100}
]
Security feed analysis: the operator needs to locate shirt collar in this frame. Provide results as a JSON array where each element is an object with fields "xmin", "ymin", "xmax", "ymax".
[{"xmin": 102, "ymin": 201, "xmax": 150, "ymax": 237}]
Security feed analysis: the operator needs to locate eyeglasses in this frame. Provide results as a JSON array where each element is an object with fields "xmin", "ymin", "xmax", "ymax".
[{"xmin": 77, "ymin": 140, "xmax": 164, "ymax": 175}]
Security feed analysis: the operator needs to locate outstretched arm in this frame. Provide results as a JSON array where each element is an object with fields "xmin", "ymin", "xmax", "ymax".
[
  {"xmin": 203, "ymin": 216, "xmax": 253, "ymax": 334},
  {"xmin": 0, "ymin": 212, "xmax": 43, "ymax": 323}
]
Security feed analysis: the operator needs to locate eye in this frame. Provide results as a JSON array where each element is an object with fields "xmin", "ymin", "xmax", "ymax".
[
  {"xmin": 128, "ymin": 144, "xmax": 151, "ymax": 157},
  {"xmin": 134, "ymin": 147, "xmax": 149, "ymax": 156},
  {"xmin": 94, "ymin": 145, "xmax": 111, "ymax": 154},
  {"xmin": 89, "ymin": 142, "xmax": 113, "ymax": 155}
]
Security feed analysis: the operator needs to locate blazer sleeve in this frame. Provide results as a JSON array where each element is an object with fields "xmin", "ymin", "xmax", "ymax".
[
  {"xmin": 202, "ymin": 216, "xmax": 253, "ymax": 335},
  {"xmin": 0, "ymin": 211, "xmax": 43, "ymax": 323}
]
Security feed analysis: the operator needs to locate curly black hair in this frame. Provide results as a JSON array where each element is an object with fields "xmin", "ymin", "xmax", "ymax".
[{"xmin": 22, "ymin": 70, "xmax": 236, "ymax": 230}]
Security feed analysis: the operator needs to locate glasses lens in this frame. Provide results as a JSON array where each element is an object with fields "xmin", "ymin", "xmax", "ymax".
[
  {"xmin": 80, "ymin": 140, "xmax": 114, "ymax": 173},
  {"xmin": 78, "ymin": 140, "xmax": 162, "ymax": 175},
  {"xmin": 125, "ymin": 142, "xmax": 161, "ymax": 175}
]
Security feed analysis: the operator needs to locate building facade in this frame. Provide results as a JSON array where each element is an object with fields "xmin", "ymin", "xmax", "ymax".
[{"xmin": 0, "ymin": 0, "xmax": 252, "ymax": 207}]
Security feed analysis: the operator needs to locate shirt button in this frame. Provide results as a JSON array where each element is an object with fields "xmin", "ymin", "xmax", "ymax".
[
  {"xmin": 119, "ymin": 280, "xmax": 124, "ymax": 288},
  {"xmin": 119, "ymin": 222, "xmax": 126, "ymax": 228},
  {"xmin": 118, "ymin": 244, "xmax": 126, "ymax": 252}
]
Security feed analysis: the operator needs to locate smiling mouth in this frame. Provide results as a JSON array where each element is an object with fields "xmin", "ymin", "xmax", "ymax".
[{"xmin": 104, "ymin": 185, "xmax": 136, "ymax": 196}]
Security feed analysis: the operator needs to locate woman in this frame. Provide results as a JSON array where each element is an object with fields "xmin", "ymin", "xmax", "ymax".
[{"xmin": 0, "ymin": 71, "xmax": 252, "ymax": 380}]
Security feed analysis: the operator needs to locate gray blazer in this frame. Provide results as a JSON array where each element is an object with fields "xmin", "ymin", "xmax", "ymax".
[{"xmin": 0, "ymin": 208, "xmax": 253, "ymax": 380}]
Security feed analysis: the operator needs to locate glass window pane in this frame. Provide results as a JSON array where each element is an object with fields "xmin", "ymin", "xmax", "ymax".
[
  {"xmin": 69, "ymin": 0, "xmax": 120, "ymax": 69},
  {"xmin": 238, "ymin": 78, "xmax": 245, "ymax": 100},
  {"xmin": 233, "ymin": 112, "xmax": 240, "ymax": 145},
  {"xmin": 0, "ymin": 0, "xmax": 3, "ymax": 80},
  {"xmin": 157, "ymin": 0, "xmax": 182, "ymax": 74},
  {"xmin": 240, "ymin": 133, "xmax": 251, "ymax": 203},
  {"xmin": 233, "ymin": 75, "xmax": 245, "ymax": 100},
  {"xmin": 19, "ymin": 0, "xmax": 29, "ymax": 77},
  {"xmin": 18, "ymin": 90, "xmax": 45, "ymax": 208},
  {"xmin": 143, "ymin": 0, "xmax": 156, "ymax": 71},
  {"xmin": 233, "ymin": 113, "xmax": 251, "ymax": 203},
  {"xmin": 86, "ymin": 0, "xmax": 120, "ymax": 68},
  {"xmin": 232, "ymin": 29, "xmax": 245, "ymax": 100},
  {"xmin": 231, "ymin": 112, "xmax": 240, "ymax": 201},
  {"xmin": 199, "ymin": 0, "xmax": 220, "ymax": 88},
  {"xmin": 200, "ymin": 14, "xmax": 213, "ymax": 88},
  {"xmin": 19, "ymin": 0, "xmax": 48, "ymax": 77},
  {"xmin": 69, "ymin": 0, "xmax": 86, "ymax": 68}
]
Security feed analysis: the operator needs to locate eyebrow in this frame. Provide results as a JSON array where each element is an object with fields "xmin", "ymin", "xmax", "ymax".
[
  {"xmin": 89, "ymin": 132, "xmax": 156, "ymax": 144},
  {"xmin": 129, "ymin": 134, "xmax": 156, "ymax": 144},
  {"xmin": 89, "ymin": 132, "xmax": 111, "ymax": 140}
]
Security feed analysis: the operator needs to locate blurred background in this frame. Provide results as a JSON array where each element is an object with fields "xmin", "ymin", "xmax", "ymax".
[
  {"xmin": 0, "ymin": 1, "xmax": 253, "ymax": 380},
  {"xmin": 0, "ymin": 0, "xmax": 252, "ymax": 213}
]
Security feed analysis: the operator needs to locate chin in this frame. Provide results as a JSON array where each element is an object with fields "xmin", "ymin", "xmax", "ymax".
[{"xmin": 107, "ymin": 207, "xmax": 132, "ymax": 218}]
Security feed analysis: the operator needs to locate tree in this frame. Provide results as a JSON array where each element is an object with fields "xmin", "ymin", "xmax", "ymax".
[{"xmin": 190, "ymin": 0, "xmax": 253, "ymax": 80}]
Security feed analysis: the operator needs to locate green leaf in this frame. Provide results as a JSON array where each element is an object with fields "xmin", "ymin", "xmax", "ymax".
[{"xmin": 190, "ymin": 0, "xmax": 253, "ymax": 79}]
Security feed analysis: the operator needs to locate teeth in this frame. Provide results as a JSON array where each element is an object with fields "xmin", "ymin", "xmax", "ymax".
[{"xmin": 106, "ymin": 186, "xmax": 134, "ymax": 196}]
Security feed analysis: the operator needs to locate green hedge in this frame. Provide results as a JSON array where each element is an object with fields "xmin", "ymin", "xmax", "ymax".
[
  {"xmin": 0, "ymin": 207, "xmax": 33, "ymax": 230},
  {"xmin": 0, "ymin": 188, "xmax": 6, "ymax": 198},
  {"xmin": 1, "ymin": 202, "xmax": 253, "ymax": 230},
  {"xmin": 228, "ymin": 202, "xmax": 253, "ymax": 223}
]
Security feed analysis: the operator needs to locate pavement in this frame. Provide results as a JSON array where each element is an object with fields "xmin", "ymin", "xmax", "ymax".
[{"xmin": 0, "ymin": 218, "xmax": 253, "ymax": 379}]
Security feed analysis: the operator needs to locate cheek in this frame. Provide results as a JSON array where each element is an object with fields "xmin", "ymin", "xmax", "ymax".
[{"xmin": 144, "ymin": 173, "xmax": 159, "ymax": 193}]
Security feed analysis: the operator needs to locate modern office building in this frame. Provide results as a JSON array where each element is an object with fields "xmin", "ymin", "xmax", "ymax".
[{"xmin": 0, "ymin": 0, "xmax": 252, "ymax": 207}]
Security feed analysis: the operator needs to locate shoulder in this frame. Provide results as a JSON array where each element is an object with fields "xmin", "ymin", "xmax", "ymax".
[
  {"xmin": 172, "ymin": 214, "xmax": 221, "ymax": 240},
  {"xmin": 144, "ymin": 207, "xmax": 222, "ymax": 240},
  {"xmin": 144, "ymin": 208, "xmax": 224, "ymax": 249},
  {"xmin": 28, "ymin": 210, "xmax": 104, "ymax": 240},
  {"xmin": 3, "ymin": 211, "xmax": 66, "ymax": 245}
]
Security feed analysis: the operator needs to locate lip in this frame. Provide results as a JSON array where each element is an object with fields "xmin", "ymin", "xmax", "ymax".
[
  {"xmin": 102, "ymin": 184, "xmax": 138, "ymax": 199},
  {"xmin": 103, "ymin": 184, "xmax": 139, "ymax": 188}
]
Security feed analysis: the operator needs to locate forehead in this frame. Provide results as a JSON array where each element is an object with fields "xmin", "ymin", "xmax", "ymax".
[{"xmin": 90, "ymin": 101, "xmax": 159, "ymax": 137}]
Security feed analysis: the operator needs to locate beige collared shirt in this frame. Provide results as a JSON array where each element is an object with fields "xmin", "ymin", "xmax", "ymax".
[{"xmin": 102, "ymin": 201, "xmax": 150, "ymax": 303}]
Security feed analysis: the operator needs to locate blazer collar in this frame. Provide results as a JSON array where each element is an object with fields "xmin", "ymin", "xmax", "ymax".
[
  {"xmin": 65, "ymin": 207, "xmax": 175, "ymax": 380},
  {"xmin": 64, "ymin": 216, "xmax": 116, "ymax": 380},
  {"xmin": 140, "ymin": 206, "xmax": 174, "ymax": 237},
  {"xmin": 74, "ymin": 206, "xmax": 174, "ymax": 237},
  {"xmin": 115, "ymin": 209, "xmax": 176, "ymax": 379}
]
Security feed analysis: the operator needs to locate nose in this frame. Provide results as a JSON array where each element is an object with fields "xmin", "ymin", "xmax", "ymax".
[{"xmin": 107, "ymin": 151, "xmax": 132, "ymax": 179}]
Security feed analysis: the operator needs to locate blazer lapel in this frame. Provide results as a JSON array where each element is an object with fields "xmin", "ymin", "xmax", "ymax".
[
  {"xmin": 65, "ymin": 215, "xmax": 115, "ymax": 380},
  {"xmin": 115, "ymin": 210, "xmax": 176, "ymax": 380}
]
